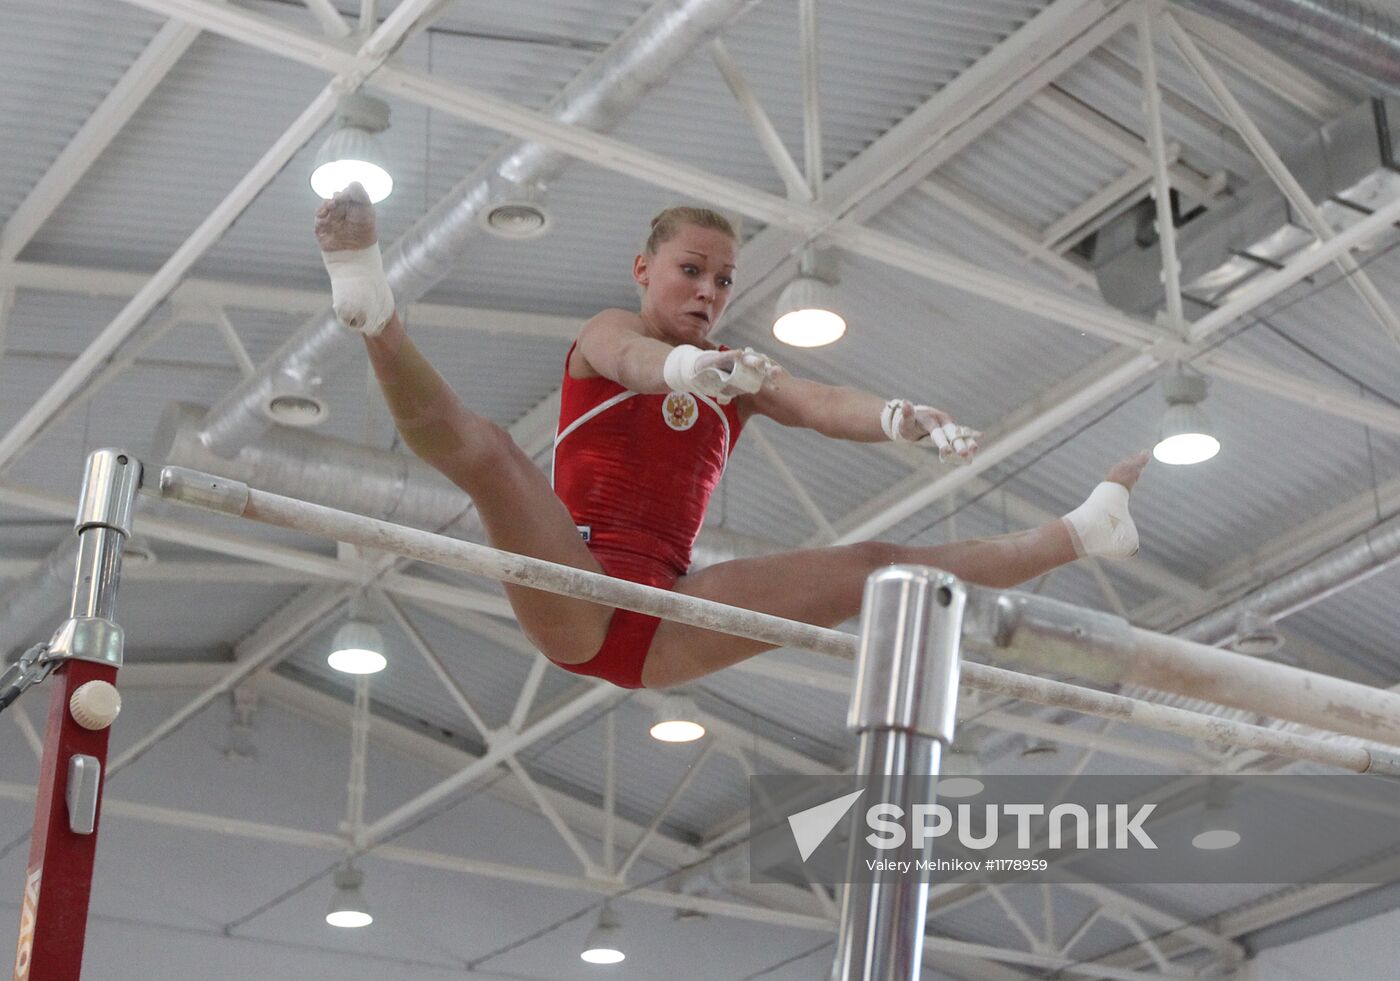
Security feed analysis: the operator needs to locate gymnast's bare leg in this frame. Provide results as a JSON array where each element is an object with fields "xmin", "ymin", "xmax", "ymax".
[{"xmin": 641, "ymin": 453, "xmax": 1148, "ymax": 688}]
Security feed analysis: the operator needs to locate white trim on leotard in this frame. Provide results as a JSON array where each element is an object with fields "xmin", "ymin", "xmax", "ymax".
[
  {"xmin": 550, "ymin": 389, "xmax": 638, "ymax": 486},
  {"xmin": 693, "ymin": 393, "xmax": 732, "ymax": 474},
  {"xmin": 554, "ymin": 390, "xmax": 638, "ymax": 448},
  {"xmin": 550, "ymin": 389, "xmax": 734, "ymax": 486}
]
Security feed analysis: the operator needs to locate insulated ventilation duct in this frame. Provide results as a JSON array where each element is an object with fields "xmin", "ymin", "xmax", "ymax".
[
  {"xmin": 1121, "ymin": 507, "xmax": 1400, "ymax": 726},
  {"xmin": 157, "ymin": 402, "xmax": 478, "ymax": 534},
  {"xmin": 0, "ymin": 538, "xmax": 78, "ymax": 656},
  {"xmin": 1175, "ymin": 0, "xmax": 1400, "ymax": 99},
  {"xmin": 196, "ymin": 0, "xmax": 753, "ymax": 458},
  {"xmin": 1087, "ymin": 97, "xmax": 1400, "ymax": 315},
  {"xmin": 158, "ymin": 402, "xmax": 781, "ymax": 569}
]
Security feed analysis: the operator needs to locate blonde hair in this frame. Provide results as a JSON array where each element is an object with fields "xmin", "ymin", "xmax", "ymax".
[{"xmin": 644, "ymin": 206, "xmax": 738, "ymax": 254}]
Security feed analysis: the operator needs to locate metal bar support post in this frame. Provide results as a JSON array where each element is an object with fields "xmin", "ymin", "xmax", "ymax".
[
  {"xmin": 833, "ymin": 567, "xmax": 965, "ymax": 981},
  {"xmin": 11, "ymin": 449, "xmax": 141, "ymax": 981}
]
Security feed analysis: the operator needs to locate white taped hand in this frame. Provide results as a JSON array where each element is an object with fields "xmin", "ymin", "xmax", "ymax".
[
  {"xmin": 663, "ymin": 345, "xmax": 780, "ymax": 403},
  {"xmin": 880, "ymin": 399, "xmax": 980, "ymax": 464},
  {"xmin": 321, "ymin": 243, "xmax": 395, "ymax": 337}
]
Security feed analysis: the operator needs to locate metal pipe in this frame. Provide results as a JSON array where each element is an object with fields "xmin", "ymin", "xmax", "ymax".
[
  {"xmin": 834, "ymin": 567, "xmax": 965, "ymax": 981},
  {"xmin": 69, "ymin": 530, "xmax": 124, "ymax": 622},
  {"xmin": 1135, "ymin": 10, "xmax": 1185, "ymax": 331},
  {"xmin": 0, "ymin": 540, "xmax": 77, "ymax": 655},
  {"xmin": 196, "ymin": 0, "xmax": 755, "ymax": 457},
  {"xmin": 14, "ymin": 449, "xmax": 141, "ymax": 981},
  {"xmin": 68, "ymin": 448, "xmax": 142, "ymax": 622},
  {"xmin": 1176, "ymin": 474, "xmax": 1400, "ymax": 649},
  {"xmin": 1175, "ymin": 0, "xmax": 1400, "ymax": 98},
  {"xmin": 799, "ymin": 0, "xmax": 824, "ymax": 200},
  {"xmin": 158, "ymin": 402, "xmax": 477, "ymax": 532}
]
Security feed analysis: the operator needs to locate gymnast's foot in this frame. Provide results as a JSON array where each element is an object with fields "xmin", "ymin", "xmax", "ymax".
[
  {"xmin": 315, "ymin": 182, "xmax": 395, "ymax": 335},
  {"xmin": 1061, "ymin": 451, "xmax": 1149, "ymax": 560}
]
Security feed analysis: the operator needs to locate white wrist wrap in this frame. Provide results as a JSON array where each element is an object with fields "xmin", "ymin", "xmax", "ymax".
[
  {"xmin": 663, "ymin": 344, "xmax": 730, "ymax": 399},
  {"xmin": 881, "ymin": 399, "xmax": 924, "ymax": 442},
  {"xmin": 663, "ymin": 344, "xmax": 707, "ymax": 393},
  {"xmin": 664, "ymin": 345, "xmax": 779, "ymax": 402},
  {"xmin": 321, "ymin": 243, "xmax": 394, "ymax": 337}
]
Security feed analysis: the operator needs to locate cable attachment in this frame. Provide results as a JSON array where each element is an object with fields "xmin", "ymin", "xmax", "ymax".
[{"xmin": 0, "ymin": 643, "xmax": 57, "ymax": 713}]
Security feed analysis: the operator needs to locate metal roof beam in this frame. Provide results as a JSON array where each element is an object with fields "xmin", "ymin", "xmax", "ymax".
[
  {"xmin": 2, "ymin": 261, "xmax": 582, "ymax": 339},
  {"xmin": 125, "ymin": 0, "xmax": 1162, "ymax": 352},
  {"xmin": 916, "ymin": 177, "xmax": 1099, "ymax": 291},
  {"xmin": 0, "ymin": 0, "xmax": 445, "ymax": 473},
  {"xmin": 300, "ymin": 0, "xmax": 352, "ymax": 39},
  {"xmin": 0, "ymin": 480, "xmax": 512, "ymax": 617},
  {"xmin": 1194, "ymin": 349, "xmax": 1400, "ymax": 435},
  {"xmin": 257, "ymin": 672, "xmax": 719, "ymax": 872},
  {"xmin": 708, "ymin": 38, "xmax": 812, "ymax": 201},
  {"xmin": 405, "ymin": 595, "xmax": 840, "ymax": 776},
  {"xmin": 821, "ymin": 193, "xmax": 1400, "ymax": 545},
  {"xmin": 1165, "ymin": 11, "xmax": 1400, "ymax": 349},
  {"xmin": 1065, "ymin": 882, "xmax": 1245, "ymax": 961},
  {"xmin": 0, "ymin": 777, "xmax": 828, "ymax": 931},
  {"xmin": 0, "ymin": 19, "xmax": 201, "ymax": 264},
  {"xmin": 359, "ymin": 683, "xmax": 625, "ymax": 847},
  {"xmin": 1169, "ymin": 6, "xmax": 1354, "ymax": 121},
  {"xmin": 1031, "ymin": 87, "xmax": 1224, "ymax": 205}
]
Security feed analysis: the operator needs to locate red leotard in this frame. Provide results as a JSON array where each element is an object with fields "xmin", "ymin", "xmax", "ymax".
[{"xmin": 550, "ymin": 343, "xmax": 744, "ymax": 687}]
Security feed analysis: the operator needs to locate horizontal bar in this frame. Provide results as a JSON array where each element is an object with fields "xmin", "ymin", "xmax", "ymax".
[
  {"xmin": 969, "ymin": 662, "xmax": 1394, "ymax": 775},
  {"xmin": 966, "ymin": 588, "xmax": 1400, "ymax": 748},
  {"xmin": 156, "ymin": 466, "xmax": 856, "ymax": 658},
  {"xmin": 155, "ymin": 468, "xmax": 1400, "ymax": 771}
]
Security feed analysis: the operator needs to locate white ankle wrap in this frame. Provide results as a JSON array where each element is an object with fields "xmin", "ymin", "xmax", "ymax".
[
  {"xmin": 321, "ymin": 243, "xmax": 394, "ymax": 336},
  {"xmin": 1063, "ymin": 481, "xmax": 1139, "ymax": 560}
]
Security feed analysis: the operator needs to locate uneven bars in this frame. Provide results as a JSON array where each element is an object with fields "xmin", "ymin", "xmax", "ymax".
[{"xmin": 155, "ymin": 466, "xmax": 1400, "ymax": 772}]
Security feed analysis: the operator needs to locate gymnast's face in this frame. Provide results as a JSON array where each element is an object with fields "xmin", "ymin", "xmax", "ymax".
[{"xmin": 634, "ymin": 224, "xmax": 737, "ymax": 345}]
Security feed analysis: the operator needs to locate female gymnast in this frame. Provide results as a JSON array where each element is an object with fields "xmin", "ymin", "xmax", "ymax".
[{"xmin": 315, "ymin": 183, "xmax": 1148, "ymax": 690}]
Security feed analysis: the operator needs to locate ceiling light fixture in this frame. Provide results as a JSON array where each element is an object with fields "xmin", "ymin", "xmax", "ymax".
[
  {"xmin": 1191, "ymin": 781, "xmax": 1240, "ymax": 851},
  {"xmin": 580, "ymin": 904, "xmax": 626, "ymax": 964},
  {"xmin": 325, "ymin": 866, "xmax": 373, "ymax": 928},
  {"xmin": 1232, "ymin": 610, "xmax": 1283, "ymax": 657},
  {"xmin": 1152, "ymin": 370, "xmax": 1220, "ymax": 466},
  {"xmin": 261, "ymin": 368, "xmax": 328, "ymax": 427},
  {"xmin": 1019, "ymin": 738, "xmax": 1061, "ymax": 761},
  {"xmin": 310, "ymin": 93, "xmax": 394, "ymax": 204},
  {"xmin": 936, "ymin": 739, "xmax": 983, "ymax": 798},
  {"xmin": 328, "ymin": 595, "xmax": 387, "ymax": 675},
  {"xmin": 772, "ymin": 250, "xmax": 846, "ymax": 348},
  {"xmin": 649, "ymin": 694, "xmax": 705, "ymax": 743},
  {"xmin": 479, "ymin": 179, "xmax": 551, "ymax": 239}
]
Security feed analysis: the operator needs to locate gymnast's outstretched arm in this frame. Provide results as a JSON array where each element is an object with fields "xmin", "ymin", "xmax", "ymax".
[{"xmin": 743, "ymin": 372, "xmax": 980, "ymax": 463}]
